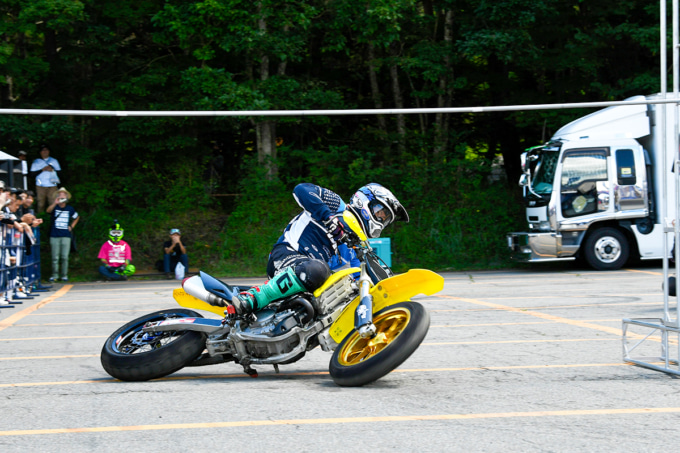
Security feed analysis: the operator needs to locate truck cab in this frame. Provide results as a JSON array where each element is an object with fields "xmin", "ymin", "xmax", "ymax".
[{"xmin": 508, "ymin": 95, "xmax": 672, "ymax": 270}]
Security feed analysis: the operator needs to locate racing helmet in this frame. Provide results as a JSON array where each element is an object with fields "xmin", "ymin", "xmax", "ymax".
[
  {"xmin": 109, "ymin": 221, "xmax": 124, "ymax": 243},
  {"xmin": 348, "ymin": 183, "xmax": 409, "ymax": 238}
]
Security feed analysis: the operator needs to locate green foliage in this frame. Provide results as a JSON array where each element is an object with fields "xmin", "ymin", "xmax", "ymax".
[{"xmin": 0, "ymin": 0, "xmax": 664, "ymax": 278}]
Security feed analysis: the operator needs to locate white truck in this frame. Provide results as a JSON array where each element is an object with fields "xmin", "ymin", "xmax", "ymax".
[{"xmin": 507, "ymin": 94, "xmax": 677, "ymax": 270}]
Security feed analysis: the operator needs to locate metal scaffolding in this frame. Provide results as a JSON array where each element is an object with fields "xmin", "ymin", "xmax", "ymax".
[{"xmin": 622, "ymin": 0, "xmax": 680, "ymax": 376}]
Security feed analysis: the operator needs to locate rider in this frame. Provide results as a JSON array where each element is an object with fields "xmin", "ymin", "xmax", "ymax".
[{"xmin": 216, "ymin": 182, "xmax": 409, "ymax": 315}]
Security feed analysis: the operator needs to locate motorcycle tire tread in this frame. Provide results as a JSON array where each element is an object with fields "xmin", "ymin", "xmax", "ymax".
[{"xmin": 100, "ymin": 309, "xmax": 207, "ymax": 382}]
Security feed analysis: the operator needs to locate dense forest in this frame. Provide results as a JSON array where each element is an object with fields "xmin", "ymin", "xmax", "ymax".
[{"xmin": 0, "ymin": 0, "xmax": 665, "ymax": 278}]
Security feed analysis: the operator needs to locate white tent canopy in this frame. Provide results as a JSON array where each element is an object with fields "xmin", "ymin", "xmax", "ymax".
[{"xmin": 0, "ymin": 149, "xmax": 24, "ymax": 189}]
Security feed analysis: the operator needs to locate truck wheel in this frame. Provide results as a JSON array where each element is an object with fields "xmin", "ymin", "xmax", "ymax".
[{"xmin": 583, "ymin": 227, "xmax": 630, "ymax": 270}]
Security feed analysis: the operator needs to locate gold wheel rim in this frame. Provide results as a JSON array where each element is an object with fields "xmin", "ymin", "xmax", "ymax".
[{"xmin": 337, "ymin": 307, "xmax": 411, "ymax": 366}]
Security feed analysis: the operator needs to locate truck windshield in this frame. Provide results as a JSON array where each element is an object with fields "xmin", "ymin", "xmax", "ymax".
[{"xmin": 531, "ymin": 151, "xmax": 559, "ymax": 195}]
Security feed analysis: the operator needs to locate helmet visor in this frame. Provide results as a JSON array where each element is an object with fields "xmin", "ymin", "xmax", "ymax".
[
  {"xmin": 370, "ymin": 202, "xmax": 393, "ymax": 226},
  {"xmin": 109, "ymin": 230, "xmax": 123, "ymax": 237}
]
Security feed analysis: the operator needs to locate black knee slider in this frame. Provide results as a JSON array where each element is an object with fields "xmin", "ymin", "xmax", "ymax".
[{"xmin": 295, "ymin": 259, "xmax": 331, "ymax": 291}]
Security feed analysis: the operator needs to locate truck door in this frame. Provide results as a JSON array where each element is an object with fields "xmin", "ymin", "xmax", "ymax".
[{"xmin": 559, "ymin": 148, "xmax": 609, "ymax": 218}]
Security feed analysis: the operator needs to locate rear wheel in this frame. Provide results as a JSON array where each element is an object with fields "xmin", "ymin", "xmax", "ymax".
[
  {"xmin": 101, "ymin": 309, "xmax": 206, "ymax": 381},
  {"xmin": 583, "ymin": 227, "xmax": 630, "ymax": 270},
  {"xmin": 329, "ymin": 301, "xmax": 429, "ymax": 387}
]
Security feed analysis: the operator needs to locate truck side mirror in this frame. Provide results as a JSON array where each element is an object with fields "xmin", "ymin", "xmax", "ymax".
[{"xmin": 519, "ymin": 174, "xmax": 529, "ymax": 187}]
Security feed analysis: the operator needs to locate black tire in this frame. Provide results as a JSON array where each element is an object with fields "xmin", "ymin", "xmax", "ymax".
[
  {"xmin": 329, "ymin": 301, "xmax": 430, "ymax": 387},
  {"xmin": 101, "ymin": 309, "xmax": 207, "ymax": 381},
  {"xmin": 583, "ymin": 227, "xmax": 630, "ymax": 270}
]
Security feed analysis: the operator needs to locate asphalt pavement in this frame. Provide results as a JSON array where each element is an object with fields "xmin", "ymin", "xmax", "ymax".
[{"xmin": 1, "ymin": 264, "xmax": 679, "ymax": 452}]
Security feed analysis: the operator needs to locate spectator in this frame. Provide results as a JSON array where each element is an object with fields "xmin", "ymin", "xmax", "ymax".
[
  {"xmin": 98, "ymin": 221, "xmax": 135, "ymax": 281},
  {"xmin": 19, "ymin": 190, "xmax": 49, "ymax": 292},
  {"xmin": 46, "ymin": 188, "xmax": 78, "ymax": 282},
  {"xmin": 30, "ymin": 144, "xmax": 61, "ymax": 213},
  {"xmin": 17, "ymin": 150, "xmax": 29, "ymax": 190},
  {"xmin": 163, "ymin": 228, "xmax": 188, "ymax": 279}
]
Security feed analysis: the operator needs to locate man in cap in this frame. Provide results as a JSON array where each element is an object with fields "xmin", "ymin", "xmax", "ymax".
[
  {"xmin": 30, "ymin": 144, "xmax": 62, "ymax": 213},
  {"xmin": 163, "ymin": 228, "xmax": 188, "ymax": 279},
  {"xmin": 46, "ymin": 188, "xmax": 78, "ymax": 282}
]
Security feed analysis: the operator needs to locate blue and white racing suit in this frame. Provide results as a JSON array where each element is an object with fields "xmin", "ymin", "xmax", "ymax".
[{"xmin": 266, "ymin": 183, "xmax": 359, "ymax": 283}]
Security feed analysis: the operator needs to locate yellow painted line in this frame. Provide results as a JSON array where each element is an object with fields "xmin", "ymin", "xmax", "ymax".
[
  {"xmin": 68, "ymin": 285, "xmax": 192, "ymax": 293},
  {"xmin": 431, "ymin": 319, "xmax": 622, "ymax": 328},
  {"xmin": 40, "ymin": 302, "xmax": 170, "ymax": 308},
  {"xmin": 431, "ymin": 301, "xmax": 663, "ymax": 312},
  {"xmin": 0, "ymin": 335, "xmax": 106, "ymax": 342},
  {"xmin": 625, "ymin": 268, "xmax": 663, "ymax": 276},
  {"xmin": 485, "ymin": 295, "xmax": 660, "ymax": 300},
  {"xmin": 53, "ymin": 297, "xmax": 163, "ymax": 303},
  {"xmin": 0, "ymin": 354, "xmax": 98, "ymax": 361},
  {"xmin": 1, "ymin": 407, "xmax": 678, "ymax": 436},
  {"xmin": 28, "ymin": 309, "xmax": 157, "ymax": 316},
  {"xmin": 423, "ymin": 338, "xmax": 616, "ymax": 346},
  {"xmin": 0, "ymin": 286, "xmax": 73, "ymax": 332},
  {"xmin": 440, "ymin": 296, "xmax": 674, "ymax": 345},
  {"xmin": 13, "ymin": 321, "xmax": 130, "ymax": 327},
  {"xmin": 0, "ymin": 362, "xmax": 638, "ymax": 388},
  {"xmin": 440, "ymin": 295, "xmax": 624, "ymax": 336},
  {"xmin": 431, "ymin": 321, "xmax": 555, "ymax": 328}
]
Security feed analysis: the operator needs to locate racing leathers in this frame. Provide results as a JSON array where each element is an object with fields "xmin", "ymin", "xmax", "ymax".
[{"xmin": 230, "ymin": 183, "xmax": 356, "ymax": 315}]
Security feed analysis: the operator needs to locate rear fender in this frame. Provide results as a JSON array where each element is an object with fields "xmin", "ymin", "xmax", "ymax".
[{"xmin": 328, "ymin": 269, "xmax": 444, "ymax": 343}]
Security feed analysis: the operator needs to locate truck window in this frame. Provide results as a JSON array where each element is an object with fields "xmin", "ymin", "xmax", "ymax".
[
  {"xmin": 560, "ymin": 150, "xmax": 608, "ymax": 217},
  {"xmin": 615, "ymin": 149, "xmax": 636, "ymax": 185},
  {"xmin": 531, "ymin": 151, "xmax": 559, "ymax": 195}
]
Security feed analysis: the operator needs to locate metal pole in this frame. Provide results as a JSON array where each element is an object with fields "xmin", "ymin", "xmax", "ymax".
[
  {"xmin": 3, "ymin": 98, "xmax": 680, "ymax": 118},
  {"xmin": 661, "ymin": 0, "xmax": 669, "ymax": 322}
]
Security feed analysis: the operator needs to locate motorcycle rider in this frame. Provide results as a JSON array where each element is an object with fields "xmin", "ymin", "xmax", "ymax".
[{"xmin": 215, "ymin": 182, "xmax": 409, "ymax": 315}]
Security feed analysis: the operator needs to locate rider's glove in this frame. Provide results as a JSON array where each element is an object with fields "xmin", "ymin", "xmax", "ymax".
[{"xmin": 324, "ymin": 214, "xmax": 348, "ymax": 244}]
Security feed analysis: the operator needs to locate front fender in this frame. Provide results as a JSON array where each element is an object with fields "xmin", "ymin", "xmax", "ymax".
[{"xmin": 328, "ymin": 269, "xmax": 444, "ymax": 343}]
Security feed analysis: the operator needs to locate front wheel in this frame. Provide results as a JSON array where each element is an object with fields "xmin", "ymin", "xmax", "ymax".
[
  {"xmin": 329, "ymin": 301, "xmax": 430, "ymax": 387},
  {"xmin": 101, "ymin": 309, "xmax": 207, "ymax": 381},
  {"xmin": 583, "ymin": 227, "xmax": 630, "ymax": 270}
]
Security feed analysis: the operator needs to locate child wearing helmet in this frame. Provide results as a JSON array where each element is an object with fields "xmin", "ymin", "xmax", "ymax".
[
  {"xmin": 97, "ymin": 221, "xmax": 136, "ymax": 281},
  {"xmin": 208, "ymin": 182, "xmax": 408, "ymax": 315}
]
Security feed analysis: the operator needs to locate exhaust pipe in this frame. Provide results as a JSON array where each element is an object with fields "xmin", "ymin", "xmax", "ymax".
[{"xmin": 182, "ymin": 275, "xmax": 229, "ymax": 307}]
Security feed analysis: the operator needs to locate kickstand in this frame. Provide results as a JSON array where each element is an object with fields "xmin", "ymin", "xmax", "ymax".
[
  {"xmin": 273, "ymin": 364, "xmax": 280, "ymax": 374},
  {"xmin": 243, "ymin": 365, "xmax": 258, "ymax": 378}
]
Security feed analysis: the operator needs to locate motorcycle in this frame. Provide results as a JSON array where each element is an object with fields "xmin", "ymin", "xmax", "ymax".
[{"xmin": 100, "ymin": 211, "xmax": 444, "ymax": 387}]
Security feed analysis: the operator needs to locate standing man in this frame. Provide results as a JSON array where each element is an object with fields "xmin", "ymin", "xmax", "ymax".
[
  {"xmin": 163, "ymin": 228, "xmax": 189, "ymax": 279},
  {"xmin": 46, "ymin": 188, "xmax": 78, "ymax": 282},
  {"xmin": 30, "ymin": 144, "xmax": 61, "ymax": 213}
]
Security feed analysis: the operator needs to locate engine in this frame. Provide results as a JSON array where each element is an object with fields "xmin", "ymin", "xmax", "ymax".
[{"xmin": 239, "ymin": 308, "xmax": 304, "ymax": 359}]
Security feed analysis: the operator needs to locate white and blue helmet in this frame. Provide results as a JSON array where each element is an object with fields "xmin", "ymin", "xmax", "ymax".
[{"xmin": 348, "ymin": 183, "xmax": 409, "ymax": 238}]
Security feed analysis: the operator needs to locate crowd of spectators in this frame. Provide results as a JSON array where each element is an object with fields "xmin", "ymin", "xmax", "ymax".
[{"xmin": 0, "ymin": 144, "xmax": 191, "ymax": 310}]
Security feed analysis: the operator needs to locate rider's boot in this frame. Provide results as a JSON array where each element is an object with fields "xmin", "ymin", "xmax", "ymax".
[{"xmin": 230, "ymin": 267, "xmax": 307, "ymax": 315}]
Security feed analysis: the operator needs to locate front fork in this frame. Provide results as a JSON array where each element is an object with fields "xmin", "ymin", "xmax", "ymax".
[{"xmin": 355, "ymin": 262, "xmax": 377, "ymax": 338}]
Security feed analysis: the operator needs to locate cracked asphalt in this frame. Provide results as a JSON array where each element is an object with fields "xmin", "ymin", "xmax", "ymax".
[{"xmin": 1, "ymin": 263, "xmax": 679, "ymax": 452}]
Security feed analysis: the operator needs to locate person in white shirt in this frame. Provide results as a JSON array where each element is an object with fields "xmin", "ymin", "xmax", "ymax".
[{"xmin": 30, "ymin": 144, "xmax": 61, "ymax": 213}]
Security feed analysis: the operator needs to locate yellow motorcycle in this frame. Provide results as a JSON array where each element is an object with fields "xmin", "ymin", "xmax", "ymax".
[{"xmin": 101, "ymin": 211, "xmax": 444, "ymax": 386}]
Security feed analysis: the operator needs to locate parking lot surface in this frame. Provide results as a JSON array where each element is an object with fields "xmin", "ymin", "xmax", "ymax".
[{"xmin": 1, "ymin": 265, "xmax": 679, "ymax": 452}]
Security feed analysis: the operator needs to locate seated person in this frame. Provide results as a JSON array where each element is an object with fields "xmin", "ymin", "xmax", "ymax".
[
  {"xmin": 98, "ymin": 222, "xmax": 135, "ymax": 281},
  {"xmin": 163, "ymin": 228, "xmax": 188, "ymax": 279}
]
